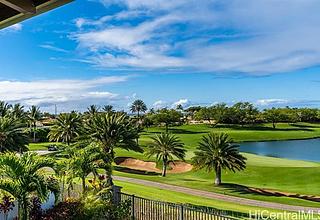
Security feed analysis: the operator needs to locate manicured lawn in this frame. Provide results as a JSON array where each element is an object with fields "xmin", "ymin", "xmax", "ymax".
[
  {"xmin": 115, "ymin": 180, "xmax": 296, "ymax": 219},
  {"xmin": 113, "ymin": 123, "xmax": 320, "ymax": 208},
  {"xmin": 28, "ymin": 142, "xmax": 65, "ymax": 151}
]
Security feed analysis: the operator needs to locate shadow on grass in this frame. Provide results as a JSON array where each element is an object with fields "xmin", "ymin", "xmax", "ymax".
[
  {"xmin": 114, "ymin": 166, "xmax": 159, "ymax": 176},
  {"xmin": 220, "ymin": 183, "xmax": 320, "ymax": 203},
  {"xmin": 147, "ymin": 128, "xmax": 206, "ymax": 135},
  {"xmin": 215, "ymin": 124, "xmax": 314, "ymax": 132}
]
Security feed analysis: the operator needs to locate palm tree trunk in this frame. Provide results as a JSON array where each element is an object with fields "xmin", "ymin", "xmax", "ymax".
[
  {"xmin": 162, "ymin": 160, "xmax": 167, "ymax": 177},
  {"xmin": 33, "ymin": 122, "xmax": 36, "ymax": 142},
  {"xmin": 214, "ymin": 166, "xmax": 222, "ymax": 185},
  {"xmin": 19, "ymin": 197, "xmax": 28, "ymax": 220},
  {"xmin": 81, "ymin": 177, "xmax": 86, "ymax": 194},
  {"xmin": 272, "ymin": 121, "xmax": 276, "ymax": 129}
]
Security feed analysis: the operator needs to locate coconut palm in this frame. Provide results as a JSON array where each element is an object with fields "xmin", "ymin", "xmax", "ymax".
[
  {"xmin": 27, "ymin": 105, "xmax": 41, "ymax": 142},
  {"xmin": 87, "ymin": 105, "xmax": 99, "ymax": 116},
  {"xmin": 145, "ymin": 133, "xmax": 186, "ymax": 177},
  {"xmin": 0, "ymin": 101, "xmax": 11, "ymax": 117},
  {"xmin": 11, "ymin": 103, "xmax": 26, "ymax": 120},
  {"xmin": 0, "ymin": 152, "xmax": 58, "ymax": 220},
  {"xmin": 84, "ymin": 112, "xmax": 142, "ymax": 185},
  {"xmin": 48, "ymin": 112, "xmax": 82, "ymax": 145},
  {"xmin": 68, "ymin": 145, "xmax": 111, "ymax": 194},
  {"xmin": 130, "ymin": 99, "xmax": 147, "ymax": 119},
  {"xmin": 0, "ymin": 116, "xmax": 28, "ymax": 153},
  {"xmin": 192, "ymin": 133, "xmax": 247, "ymax": 186},
  {"xmin": 102, "ymin": 105, "xmax": 114, "ymax": 113}
]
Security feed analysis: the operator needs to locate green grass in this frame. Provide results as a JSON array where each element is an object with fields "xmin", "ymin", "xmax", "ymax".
[
  {"xmin": 112, "ymin": 123, "xmax": 320, "ymax": 208},
  {"xmin": 28, "ymin": 142, "xmax": 65, "ymax": 151},
  {"xmin": 115, "ymin": 181, "xmax": 317, "ymax": 220}
]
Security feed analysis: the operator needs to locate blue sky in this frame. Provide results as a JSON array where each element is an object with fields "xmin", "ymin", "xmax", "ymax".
[{"xmin": 1, "ymin": 0, "xmax": 320, "ymax": 112}]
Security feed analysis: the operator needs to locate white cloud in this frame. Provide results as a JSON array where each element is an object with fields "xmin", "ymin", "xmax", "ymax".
[
  {"xmin": 0, "ymin": 23, "xmax": 22, "ymax": 33},
  {"xmin": 256, "ymin": 99, "xmax": 289, "ymax": 106},
  {"xmin": 153, "ymin": 100, "xmax": 167, "ymax": 109},
  {"xmin": 0, "ymin": 76, "xmax": 129, "ymax": 111},
  {"xmin": 73, "ymin": 0, "xmax": 320, "ymax": 74},
  {"xmin": 39, "ymin": 44, "xmax": 68, "ymax": 53},
  {"xmin": 172, "ymin": 99, "xmax": 190, "ymax": 108}
]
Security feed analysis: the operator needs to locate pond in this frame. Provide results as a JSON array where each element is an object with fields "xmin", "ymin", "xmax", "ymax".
[{"xmin": 239, "ymin": 138, "xmax": 320, "ymax": 162}]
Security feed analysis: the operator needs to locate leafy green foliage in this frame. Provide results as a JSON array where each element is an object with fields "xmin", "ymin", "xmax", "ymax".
[
  {"xmin": 192, "ymin": 133, "xmax": 247, "ymax": 185},
  {"xmin": 0, "ymin": 152, "xmax": 57, "ymax": 220},
  {"xmin": 0, "ymin": 116, "xmax": 28, "ymax": 152},
  {"xmin": 146, "ymin": 133, "xmax": 186, "ymax": 176},
  {"xmin": 48, "ymin": 112, "xmax": 82, "ymax": 145}
]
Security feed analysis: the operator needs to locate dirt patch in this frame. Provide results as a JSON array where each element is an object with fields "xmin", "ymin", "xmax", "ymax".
[{"xmin": 115, "ymin": 157, "xmax": 193, "ymax": 174}]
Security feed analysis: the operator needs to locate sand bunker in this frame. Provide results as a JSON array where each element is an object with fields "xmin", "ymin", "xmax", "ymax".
[{"xmin": 115, "ymin": 157, "xmax": 193, "ymax": 174}]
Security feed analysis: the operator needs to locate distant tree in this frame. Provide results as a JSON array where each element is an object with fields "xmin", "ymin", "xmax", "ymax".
[
  {"xmin": 192, "ymin": 133, "xmax": 246, "ymax": 185},
  {"xmin": 86, "ymin": 105, "xmax": 100, "ymax": 116},
  {"xmin": 130, "ymin": 99, "xmax": 147, "ymax": 119},
  {"xmin": 195, "ymin": 107, "xmax": 214, "ymax": 124},
  {"xmin": 176, "ymin": 104, "xmax": 184, "ymax": 111},
  {"xmin": 151, "ymin": 109, "xmax": 182, "ymax": 132},
  {"xmin": 102, "ymin": 105, "xmax": 114, "ymax": 113},
  {"xmin": 0, "ymin": 116, "xmax": 28, "ymax": 152},
  {"xmin": 230, "ymin": 102, "xmax": 259, "ymax": 125},
  {"xmin": 48, "ymin": 112, "xmax": 82, "ymax": 145},
  {"xmin": 263, "ymin": 108, "xmax": 283, "ymax": 129},
  {"xmin": 146, "ymin": 133, "xmax": 186, "ymax": 177},
  {"xmin": 27, "ymin": 105, "xmax": 41, "ymax": 142},
  {"xmin": 0, "ymin": 152, "xmax": 58, "ymax": 220},
  {"xmin": 210, "ymin": 103, "xmax": 228, "ymax": 126}
]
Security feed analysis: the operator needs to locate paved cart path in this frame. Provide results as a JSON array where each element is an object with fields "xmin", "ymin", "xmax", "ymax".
[{"xmin": 114, "ymin": 176, "xmax": 320, "ymax": 212}]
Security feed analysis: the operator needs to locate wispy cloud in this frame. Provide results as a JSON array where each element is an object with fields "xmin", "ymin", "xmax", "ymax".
[
  {"xmin": 39, "ymin": 44, "xmax": 69, "ymax": 53},
  {"xmin": 72, "ymin": 0, "xmax": 320, "ymax": 75},
  {"xmin": 0, "ymin": 23, "xmax": 22, "ymax": 34},
  {"xmin": 0, "ymin": 76, "xmax": 129, "ymax": 112}
]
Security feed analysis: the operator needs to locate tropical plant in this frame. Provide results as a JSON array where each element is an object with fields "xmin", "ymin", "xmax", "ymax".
[
  {"xmin": 84, "ymin": 112, "xmax": 142, "ymax": 185},
  {"xmin": 0, "ymin": 195, "xmax": 15, "ymax": 220},
  {"xmin": 68, "ymin": 145, "xmax": 111, "ymax": 194},
  {"xmin": 0, "ymin": 152, "xmax": 58, "ymax": 220},
  {"xmin": 192, "ymin": 133, "xmax": 246, "ymax": 186},
  {"xmin": 151, "ymin": 109, "xmax": 182, "ymax": 132},
  {"xmin": 0, "ymin": 116, "xmax": 28, "ymax": 152},
  {"xmin": 11, "ymin": 103, "xmax": 26, "ymax": 120},
  {"xmin": 102, "ymin": 105, "xmax": 114, "ymax": 113},
  {"xmin": 28, "ymin": 105, "xmax": 41, "ymax": 142},
  {"xmin": 0, "ymin": 101, "xmax": 11, "ymax": 117},
  {"xmin": 86, "ymin": 105, "xmax": 100, "ymax": 116},
  {"xmin": 146, "ymin": 133, "xmax": 186, "ymax": 177},
  {"xmin": 130, "ymin": 99, "xmax": 147, "ymax": 119},
  {"xmin": 48, "ymin": 112, "xmax": 82, "ymax": 145}
]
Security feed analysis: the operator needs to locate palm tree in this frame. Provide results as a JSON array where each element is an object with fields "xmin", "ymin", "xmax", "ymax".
[
  {"xmin": 0, "ymin": 101, "xmax": 11, "ymax": 117},
  {"xmin": 48, "ymin": 112, "xmax": 82, "ymax": 145},
  {"xmin": 84, "ymin": 112, "xmax": 142, "ymax": 185},
  {"xmin": 0, "ymin": 152, "xmax": 57, "ymax": 220},
  {"xmin": 192, "ymin": 133, "xmax": 247, "ymax": 186},
  {"xmin": 11, "ymin": 103, "xmax": 26, "ymax": 120},
  {"xmin": 145, "ymin": 133, "xmax": 186, "ymax": 177},
  {"xmin": 68, "ymin": 145, "xmax": 111, "ymax": 194},
  {"xmin": 0, "ymin": 116, "xmax": 28, "ymax": 153},
  {"xmin": 87, "ymin": 105, "xmax": 99, "ymax": 116},
  {"xmin": 102, "ymin": 105, "xmax": 114, "ymax": 113},
  {"xmin": 27, "ymin": 105, "xmax": 41, "ymax": 142},
  {"xmin": 130, "ymin": 99, "xmax": 147, "ymax": 119}
]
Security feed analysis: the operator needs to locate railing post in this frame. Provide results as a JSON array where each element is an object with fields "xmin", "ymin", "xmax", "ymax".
[
  {"xmin": 112, "ymin": 185, "xmax": 122, "ymax": 205},
  {"xmin": 131, "ymin": 194, "xmax": 135, "ymax": 220},
  {"xmin": 179, "ymin": 205, "xmax": 184, "ymax": 220}
]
